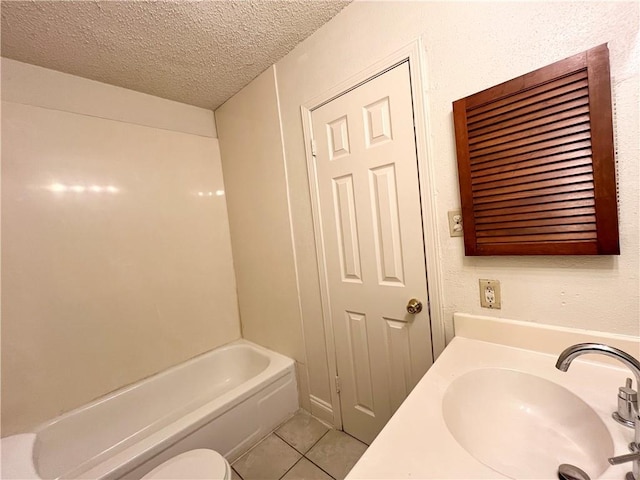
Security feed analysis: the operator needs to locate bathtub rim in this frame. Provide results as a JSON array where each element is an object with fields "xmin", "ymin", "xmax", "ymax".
[
  {"xmin": 36, "ymin": 339, "xmax": 287, "ymax": 434},
  {"xmin": 9, "ymin": 339, "xmax": 295, "ymax": 480}
]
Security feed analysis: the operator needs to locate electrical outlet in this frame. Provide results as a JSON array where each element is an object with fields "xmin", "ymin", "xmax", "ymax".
[
  {"xmin": 479, "ymin": 279, "xmax": 501, "ymax": 309},
  {"xmin": 448, "ymin": 210, "xmax": 463, "ymax": 237}
]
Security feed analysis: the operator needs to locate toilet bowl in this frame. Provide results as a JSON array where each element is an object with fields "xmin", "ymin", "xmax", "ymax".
[{"xmin": 141, "ymin": 449, "xmax": 231, "ymax": 480}]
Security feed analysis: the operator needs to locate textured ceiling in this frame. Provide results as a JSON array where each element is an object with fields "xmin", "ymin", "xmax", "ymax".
[{"xmin": 1, "ymin": 0, "xmax": 351, "ymax": 110}]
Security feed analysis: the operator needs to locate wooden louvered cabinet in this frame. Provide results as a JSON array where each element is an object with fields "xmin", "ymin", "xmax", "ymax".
[{"xmin": 453, "ymin": 44, "xmax": 619, "ymax": 255}]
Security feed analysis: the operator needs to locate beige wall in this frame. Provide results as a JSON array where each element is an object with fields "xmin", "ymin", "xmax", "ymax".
[
  {"xmin": 215, "ymin": 67, "xmax": 312, "ymax": 410},
  {"xmin": 1, "ymin": 59, "xmax": 241, "ymax": 435},
  {"xmin": 217, "ymin": 1, "xmax": 639, "ymax": 420}
]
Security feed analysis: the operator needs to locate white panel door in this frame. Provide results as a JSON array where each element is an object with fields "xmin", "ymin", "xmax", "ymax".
[{"xmin": 311, "ymin": 62, "xmax": 433, "ymax": 444}]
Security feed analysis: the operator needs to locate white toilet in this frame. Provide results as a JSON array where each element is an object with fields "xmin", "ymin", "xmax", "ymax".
[{"xmin": 141, "ymin": 449, "xmax": 231, "ymax": 480}]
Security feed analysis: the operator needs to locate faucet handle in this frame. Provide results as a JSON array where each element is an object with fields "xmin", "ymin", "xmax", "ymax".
[
  {"xmin": 609, "ymin": 451, "xmax": 640, "ymax": 465},
  {"xmin": 613, "ymin": 378, "xmax": 638, "ymax": 428},
  {"xmin": 623, "ymin": 378, "xmax": 636, "ymax": 392},
  {"xmin": 609, "ymin": 442, "xmax": 640, "ymax": 480}
]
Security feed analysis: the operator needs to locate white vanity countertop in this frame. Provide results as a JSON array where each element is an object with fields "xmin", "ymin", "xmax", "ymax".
[{"xmin": 346, "ymin": 314, "xmax": 640, "ymax": 480}]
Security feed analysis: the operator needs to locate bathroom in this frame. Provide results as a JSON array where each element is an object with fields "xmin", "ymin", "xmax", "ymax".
[{"xmin": 2, "ymin": 1, "xmax": 639, "ymax": 479}]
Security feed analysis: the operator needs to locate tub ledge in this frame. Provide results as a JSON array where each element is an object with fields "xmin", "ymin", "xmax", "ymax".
[{"xmin": 1, "ymin": 433, "xmax": 39, "ymax": 479}]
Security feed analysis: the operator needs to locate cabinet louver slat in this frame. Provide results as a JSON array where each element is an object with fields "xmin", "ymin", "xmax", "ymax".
[
  {"xmin": 476, "ymin": 208, "xmax": 596, "ymax": 228},
  {"xmin": 473, "ymin": 190, "xmax": 595, "ymax": 212},
  {"xmin": 453, "ymin": 44, "xmax": 619, "ymax": 255},
  {"xmin": 473, "ymin": 157, "xmax": 593, "ymax": 185},
  {"xmin": 470, "ymin": 146, "xmax": 592, "ymax": 174},
  {"xmin": 469, "ymin": 111, "xmax": 591, "ymax": 151},
  {"xmin": 467, "ymin": 74, "xmax": 588, "ymax": 124}
]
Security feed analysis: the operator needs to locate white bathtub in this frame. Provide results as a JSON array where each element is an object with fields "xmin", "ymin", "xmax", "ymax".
[{"xmin": 2, "ymin": 340, "xmax": 298, "ymax": 480}]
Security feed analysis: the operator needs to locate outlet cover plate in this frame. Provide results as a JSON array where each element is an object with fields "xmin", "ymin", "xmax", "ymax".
[
  {"xmin": 448, "ymin": 210, "xmax": 463, "ymax": 237},
  {"xmin": 479, "ymin": 279, "xmax": 501, "ymax": 309}
]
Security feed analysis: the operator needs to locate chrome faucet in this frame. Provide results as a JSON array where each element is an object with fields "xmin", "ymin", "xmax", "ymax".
[{"xmin": 556, "ymin": 343, "xmax": 640, "ymax": 480}]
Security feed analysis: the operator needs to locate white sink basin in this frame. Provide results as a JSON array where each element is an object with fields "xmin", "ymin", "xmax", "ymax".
[
  {"xmin": 442, "ymin": 368, "xmax": 614, "ymax": 479},
  {"xmin": 346, "ymin": 315, "xmax": 638, "ymax": 480}
]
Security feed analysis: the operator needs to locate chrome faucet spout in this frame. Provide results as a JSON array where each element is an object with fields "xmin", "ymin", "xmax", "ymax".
[
  {"xmin": 556, "ymin": 343, "xmax": 640, "ymax": 386},
  {"xmin": 556, "ymin": 343, "xmax": 640, "ymax": 480}
]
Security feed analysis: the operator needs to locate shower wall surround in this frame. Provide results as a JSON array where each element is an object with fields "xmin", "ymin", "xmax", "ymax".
[{"xmin": 1, "ymin": 59, "xmax": 241, "ymax": 436}]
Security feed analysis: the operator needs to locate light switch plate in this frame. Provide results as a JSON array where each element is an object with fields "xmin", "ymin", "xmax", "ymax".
[
  {"xmin": 448, "ymin": 210, "xmax": 463, "ymax": 237},
  {"xmin": 479, "ymin": 279, "xmax": 501, "ymax": 309}
]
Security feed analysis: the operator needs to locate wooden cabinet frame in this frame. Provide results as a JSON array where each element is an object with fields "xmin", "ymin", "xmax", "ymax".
[{"xmin": 453, "ymin": 44, "xmax": 619, "ymax": 255}]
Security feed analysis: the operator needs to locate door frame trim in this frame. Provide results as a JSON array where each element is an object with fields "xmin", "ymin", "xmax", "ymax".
[{"xmin": 300, "ymin": 39, "xmax": 446, "ymax": 429}]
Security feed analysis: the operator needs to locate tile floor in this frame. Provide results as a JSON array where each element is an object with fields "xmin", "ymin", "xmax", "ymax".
[{"xmin": 231, "ymin": 411, "xmax": 368, "ymax": 480}]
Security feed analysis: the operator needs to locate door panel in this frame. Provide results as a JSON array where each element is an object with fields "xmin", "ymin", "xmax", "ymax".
[
  {"xmin": 311, "ymin": 62, "xmax": 433, "ymax": 444},
  {"xmin": 370, "ymin": 163, "xmax": 404, "ymax": 285},
  {"xmin": 345, "ymin": 310, "xmax": 374, "ymax": 415},
  {"xmin": 332, "ymin": 175, "xmax": 362, "ymax": 282}
]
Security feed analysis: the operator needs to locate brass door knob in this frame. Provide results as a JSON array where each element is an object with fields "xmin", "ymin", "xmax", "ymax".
[{"xmin": 406, "ymin": 298, "xmax": 423, "ymax": 314}]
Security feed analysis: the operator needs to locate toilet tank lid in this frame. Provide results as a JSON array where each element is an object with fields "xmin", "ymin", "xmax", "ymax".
[{"xmin": 141, "ymin": 449, "xmax": 230, "ymax": 480}]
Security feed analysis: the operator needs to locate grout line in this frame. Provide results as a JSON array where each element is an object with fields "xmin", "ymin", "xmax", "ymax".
[
  {"xmin": 303, "ymin": 454, "xmax": 337, "ymax": 480},
  {"xmin": 301, "ymin": 430, "xmax": 337, "ymax": 479},
  {"xmin": 231, "ymin": 466, "xmax": 244, "ymax": 480},
  {"xmin": 232, "ymin": 411, "xmax": 301, "ymax": 467},
  {"xmin": 274, "ymin": 428, "xmax": 337, "ymax": 478},
  {"xmin": 278, "ymin": 425, "xmax": 331, "ymax": 455},
  {"xmin": 273, "ymin": 429, "xmax": 299, "ymax": 450},
  {"xmin": 303, "ymin": 430, "xmax": 368, "ymax": 479},
  {"xmin": 236, "ymin": 417, "xmax": 364, "ymax": 480},
  {"xmin": 342, "ymin": 430, "xmax": 369, "ymax": 447},
  {"xmin": 304, "ymin": 428, "xmax": 331, "ymax": 454},
  {"xmin": 274, "ymin": 419, "xmax": 332, "ymax": 455},
  {"xmin": 278, "ymin": 456, "xmax": 304, "ymax": 480}
]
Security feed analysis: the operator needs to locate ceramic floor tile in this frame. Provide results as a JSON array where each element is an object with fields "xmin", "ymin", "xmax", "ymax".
[
  {"xmin": 275, "ymin": 411, "xmax": 330, "ymax": 453},
  {"xmin": 232, "ymin": 433, "xmax": 301, "ymax": 480},
  {"xmin": 305, "ymin": 430, "xmax": 367, "ymax": 480},
  {"xmin": 281, "ymin": 458, "xmax": 334, "ymax": 480}
]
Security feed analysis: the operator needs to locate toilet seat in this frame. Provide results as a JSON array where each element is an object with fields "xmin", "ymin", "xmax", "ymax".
[{"xmin": 141, "ymin": 449, "xmax": 231, "ymax": 480}]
